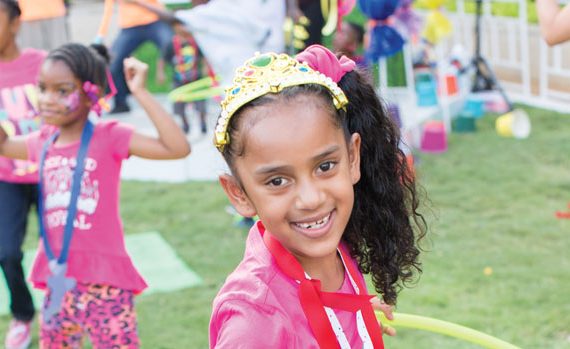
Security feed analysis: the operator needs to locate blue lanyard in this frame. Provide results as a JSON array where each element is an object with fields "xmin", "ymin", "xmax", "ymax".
[{"xmin": 37, "ymin": 121, "xmax": 94, "ymax": 264}]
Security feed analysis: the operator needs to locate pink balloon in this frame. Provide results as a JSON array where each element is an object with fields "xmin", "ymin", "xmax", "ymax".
[{"xmin": 339, "ymin": 0, "xmax": 356, "ymax": 16}]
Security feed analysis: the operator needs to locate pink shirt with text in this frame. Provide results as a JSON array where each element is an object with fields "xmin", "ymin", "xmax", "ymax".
[
  {"xmin": 0, "ymin": 48, "xmax": 46, "ymax": 183},
  {"xmin": 25, "ymin": 120, "xmax": 147, "ymax": 293},
  {"xmin": 209, "ymin": 223, "xmax": 365, "ymax": 348}
]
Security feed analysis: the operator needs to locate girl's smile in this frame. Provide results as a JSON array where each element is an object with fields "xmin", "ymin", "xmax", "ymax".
[{"xmin": 290, "ymin": 210, "xmax": 335, "ymax": 239}]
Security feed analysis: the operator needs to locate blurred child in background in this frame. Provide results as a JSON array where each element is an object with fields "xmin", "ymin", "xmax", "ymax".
[
  {"xmin": 163, "ymin": 22, "xmax": 208, "ymax": 134},
  {"xmin": 0, "ymin": 43, "xmax": 190, "ymax": 348},
  {"xmin": 332, "ymin": 21, "xmax": 366, "ymax": 68},
  {"xmin": 0, "ymin": 1, "xmax": 46, "ymax": 347}
]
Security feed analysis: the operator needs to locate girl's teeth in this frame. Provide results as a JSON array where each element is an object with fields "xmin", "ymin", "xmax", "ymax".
[{"xmin": 296, "ymin": 213, "xmax": 330, "ymax": 229}]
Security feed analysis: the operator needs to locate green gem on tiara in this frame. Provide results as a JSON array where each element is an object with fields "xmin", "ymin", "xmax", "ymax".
[{"xmin": 250, "ymin": 54, "xmax": 273, "ymax": 68}]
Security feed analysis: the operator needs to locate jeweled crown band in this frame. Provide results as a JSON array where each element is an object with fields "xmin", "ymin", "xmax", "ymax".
[{"xmin": 214, "ymin": 52, "xmax": 349, "ymax": 152}]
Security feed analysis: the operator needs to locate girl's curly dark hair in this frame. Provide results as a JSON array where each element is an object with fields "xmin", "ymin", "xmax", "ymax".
[
  {"xmin": 221, "ymin": 67, "xmax": 426, "ymax": 306},
  {"xmin": 339, "ymin": 69, "xmax": 426, "ymax": 305}
]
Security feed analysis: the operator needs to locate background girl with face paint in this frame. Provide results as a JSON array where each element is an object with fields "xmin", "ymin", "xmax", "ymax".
[{"xmin": 0, "ymin": 42, "xmax": 191, "ymax": 348}]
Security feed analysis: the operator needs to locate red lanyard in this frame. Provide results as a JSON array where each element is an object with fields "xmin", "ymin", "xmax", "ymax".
[{"xmin": 260, "ymin": 222, "xmax": 385, "ymax": 348}]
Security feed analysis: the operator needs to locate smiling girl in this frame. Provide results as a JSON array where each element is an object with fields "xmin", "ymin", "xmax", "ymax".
[
  {"xmin": 0, "ymin": 43, "xmax": 190, "ymax": 348},
  {"xmin": 210, "ymin": 45, "xmax": 426, "ymax": 348}
]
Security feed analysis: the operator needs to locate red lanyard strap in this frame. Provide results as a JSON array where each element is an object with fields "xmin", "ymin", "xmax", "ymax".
[{"xmin": 261, "ymin": 223, "xmax": 384, "ymax": 348}]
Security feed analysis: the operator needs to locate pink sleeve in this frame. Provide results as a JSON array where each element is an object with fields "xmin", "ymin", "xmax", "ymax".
[
  {"xmin": 210, "ymin": 299, "xmax": 292, "ymax": 348},
  {"xmin": 99, "ymin": 120, "xmax": 134, "ymax": 160}
]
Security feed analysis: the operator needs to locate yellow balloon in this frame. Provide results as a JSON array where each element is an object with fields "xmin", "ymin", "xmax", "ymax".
[
  {"xmin": 418, "ymin": 0, "xmax": 446, "ymax": 9},
  {"xmin": 422, "ymin": 11, "xmax": 452, "ymax": 44}
]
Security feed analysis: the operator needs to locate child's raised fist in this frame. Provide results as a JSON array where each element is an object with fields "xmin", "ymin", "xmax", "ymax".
[{"xmin": 123, "ymin": 57, "xmax": 148, "ymax": 95}]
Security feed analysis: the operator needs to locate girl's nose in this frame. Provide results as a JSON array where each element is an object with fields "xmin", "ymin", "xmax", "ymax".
[
  {"xmin": 294, "ymin": 178, "xmax": 325, "ymax": 211},
  {"xmin": 38, "ymin": 90, "xmax": 58, "ymax": 104}
]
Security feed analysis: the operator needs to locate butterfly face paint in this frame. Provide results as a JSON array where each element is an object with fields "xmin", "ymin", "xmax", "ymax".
[
  {"xmin": 64, "ymin": 91, "xmax": 81, "ymax": 114},
  {"xmin": 37, "ymin": 81, "xmax": 81, "ymax": 120}
]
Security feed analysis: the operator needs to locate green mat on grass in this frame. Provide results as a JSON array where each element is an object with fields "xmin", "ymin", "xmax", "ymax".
[{"xmin": 0, "ymin": 232, "xmax": 202, "ymax": 316}]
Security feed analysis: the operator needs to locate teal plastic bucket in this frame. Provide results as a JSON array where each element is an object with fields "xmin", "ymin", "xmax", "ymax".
[
  {"xmin": 461, "ymin": 96, "xmax": 485, "ymax": 118},
  {"xmin": 452, "ymin": 115, "xmax": 477, "ymax": 133},
  {"xmin": 416, "ymin": 73, "xmax": 438, "ymax": 107}
]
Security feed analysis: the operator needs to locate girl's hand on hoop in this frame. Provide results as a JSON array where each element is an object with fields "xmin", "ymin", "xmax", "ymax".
[
  {"xmin": 370, "ymin": 296, "xmax": 397, "ymax": 336},
  {"xmin": 123, "ymin": 57, "xmax": 148, "ymax": 96}
]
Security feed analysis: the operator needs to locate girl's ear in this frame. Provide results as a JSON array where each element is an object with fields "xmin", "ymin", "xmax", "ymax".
[
  {"xmin": 219, "ymin": 174, "xmax": 257, "ymax": 218},
  {"xmin": 84, "ymin": 94, "xmax": 93, "ymax": 108},
  {"xmin": 348, "ymin": 133, "xmax": 361, "ymax": 185},
  {"xmin": 9, "ymin": 17, "xmax": 21, "ymax": 36}
]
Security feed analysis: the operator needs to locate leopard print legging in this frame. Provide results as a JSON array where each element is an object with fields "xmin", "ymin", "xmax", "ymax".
[{"xmin": 40, "ymin": 283, "xmax": 139, "ymax": 349}]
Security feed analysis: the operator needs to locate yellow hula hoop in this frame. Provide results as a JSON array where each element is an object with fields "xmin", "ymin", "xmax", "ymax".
[
  {"xmin": 321, "ymin": 0, "xmax": 338, "ymax": 36},
  {"xmin": 168, "ymin": 76, "xmax": 224, "ymax": 103},
  {"xmin": 377, "ymin": 312, "xmax": 521, "ymax": 349}
]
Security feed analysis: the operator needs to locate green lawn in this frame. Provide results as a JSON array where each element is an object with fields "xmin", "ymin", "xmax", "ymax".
[{"xmin": 2, "ymin": 104, "xmax": 569, "ymax": 348}]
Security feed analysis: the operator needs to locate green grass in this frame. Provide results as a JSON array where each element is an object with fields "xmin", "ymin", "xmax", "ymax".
[{"xmin": 2, "ymin": 104, "xmax": 569, "ymax": 348}]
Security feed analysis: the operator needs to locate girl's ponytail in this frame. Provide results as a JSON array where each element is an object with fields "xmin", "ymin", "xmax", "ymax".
[
  {"xmin": 89, "ymin": 43, "xmax": 111, "ymax": 66},
  {"xmin": 338, "ymin": 69, "xmax": 426, "ymax": 305}
]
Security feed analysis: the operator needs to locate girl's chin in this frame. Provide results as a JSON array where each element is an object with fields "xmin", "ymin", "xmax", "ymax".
[
  {"xmin": 41, "ymin": 113, "xmax": 77, "ymax": 126},
  {"xmin": 41, "ymin": 118, "xmax": 63, "ymax": 126}
]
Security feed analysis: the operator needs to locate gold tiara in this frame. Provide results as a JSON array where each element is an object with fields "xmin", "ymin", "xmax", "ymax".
[{"xmin": 214, "ymin": 52, "xmax": 349, "ymax": 152}]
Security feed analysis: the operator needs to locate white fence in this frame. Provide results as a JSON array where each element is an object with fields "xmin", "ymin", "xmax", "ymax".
[
  {"xmin": 379, "ymin": 0, "xmax": 570, "ymax": 149},
  {"xmin": 440, "ymin": 0, "xmax": 570, "ymax": 112}
]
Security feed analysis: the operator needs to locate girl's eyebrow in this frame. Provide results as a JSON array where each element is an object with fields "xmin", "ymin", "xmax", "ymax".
[
  {"xmin": 55, "ymin": 82, "xmax": 77, "ymax": 88},
  {"xmin": 38, "ymin": 81, "xmax": 77, "ymax": 88},
  {"xmin": 311, "ymin": 145, "xmax": 340, "ymax": 162},
  {"xmin": 254, "ymin": 145, "xmax": 340, "ymax": 176},
  {"xmin": 255, "ymin": 164, "xmax": 292, "ymax": 176}
]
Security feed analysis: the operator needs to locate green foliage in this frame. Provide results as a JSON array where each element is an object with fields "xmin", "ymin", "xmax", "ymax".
[{"xmin": 133, "ymin": 42, "xmax": 174, "ymax": 94}]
